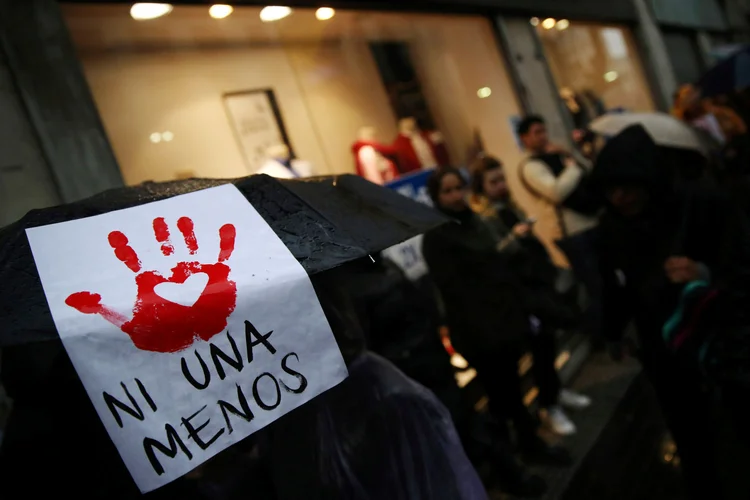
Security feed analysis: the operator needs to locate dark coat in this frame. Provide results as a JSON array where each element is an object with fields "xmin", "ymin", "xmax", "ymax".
[
  {"xmin": 422, "ymin": 210, "xmax": 529, "ymax": 354},
  {"xmin": 593, "ymin": 126, "xmax": 750, "ymax": 499},
  {"xmin": 599, "ymin": 188, "xmax": 750, "ymax": 346},
  {"xmin": 479, "ymin": 201, "xmax": 559, "ymax": 290},
  {"xmin": 593, "ymin": 132, "xmax": 750, "ymax": 353},
  {"xmin": 268, "ymin": 352, "xmax": 487, "ymax": 500},
  {"xmin": 0, "ymin": 341, "xmax": 214, "ymax": 499},
  {"xmin": 341, "ymin": 258, "xmax": 455, "ymax": 392}
]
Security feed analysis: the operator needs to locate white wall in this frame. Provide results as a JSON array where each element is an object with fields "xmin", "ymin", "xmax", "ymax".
[
  {"xmin": 80, "ymin": 42, "xmax": 399, "ymax": 184},
  {"xmin": 410, "ymin": 17, "xmax": 525, "ymax": 168},
  {"xmin": 285, "ymin": 42, "xmax": 399, "ymax": 174},
  {"xmin": 76, "ymin": 15, "xmax": 523, "ymax": 185}
]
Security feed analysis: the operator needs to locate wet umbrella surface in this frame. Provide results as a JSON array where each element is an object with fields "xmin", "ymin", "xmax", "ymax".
[{"xmin": 0, "ymin": 174, "xmax": 447, "ymax": 347}]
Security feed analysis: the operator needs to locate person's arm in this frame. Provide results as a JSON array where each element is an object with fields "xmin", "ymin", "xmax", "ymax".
[
  {"xmin": 359, "ymin": 146, "xmax": 385, "ymax": 185},
  {"xmin": 496, "ymin": 233, "xmax": 522, "ymax": 253},
  {"xmin": 522, "ymin": 159, "xmax": 583, "ymax": 204}
]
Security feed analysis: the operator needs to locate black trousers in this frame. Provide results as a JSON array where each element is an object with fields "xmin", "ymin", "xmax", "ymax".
[
  {"xmin": 640, "ymin": 339, "xmax": 722, "ymax": 500},
  {"xmin": 530, "ymin": 325, "xmax": 563, "ymax": 409},
  {"xmin": 460, "ymin": 327, "xmax": 561, "ymax": 445},
  {"xmin": 557, "ymin": 228, "xmax": 604, "ymax": 341}
]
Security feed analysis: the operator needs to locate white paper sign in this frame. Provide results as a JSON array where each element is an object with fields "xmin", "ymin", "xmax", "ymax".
[{"xmin": 26, "ymin": 184, "xmax": 347, "ymax": 493}]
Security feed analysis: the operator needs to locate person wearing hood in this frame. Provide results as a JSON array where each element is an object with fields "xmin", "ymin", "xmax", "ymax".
[
  {"xmin": 593, "ymin": 125, "xmax": 750, "ymax": 499},
  {"xmin": 422, "ymin": 168, "xmax": 572, "ymax": 468}
]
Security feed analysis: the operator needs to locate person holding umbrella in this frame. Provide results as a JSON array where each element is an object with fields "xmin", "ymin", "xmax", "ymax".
[
  {"xmin": 0, "ymin": 174, "xmax": 486, "ymax": 499},
  {"xmin": 592, "ymin": 122, "xmax": 750, "ymax": 499}
]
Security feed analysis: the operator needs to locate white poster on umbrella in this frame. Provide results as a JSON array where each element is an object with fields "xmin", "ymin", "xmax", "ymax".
[{"xmin": 26, "ymin": 184, "xmax": 347, "ymax": 493}]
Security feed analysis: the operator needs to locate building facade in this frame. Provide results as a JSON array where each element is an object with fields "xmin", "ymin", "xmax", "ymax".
[{"xmin": 0, "ymin": 0, "xmax": 667, "ymax": 223}]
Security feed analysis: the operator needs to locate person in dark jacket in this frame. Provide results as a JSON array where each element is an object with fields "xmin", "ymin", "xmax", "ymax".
[
  {"xmin": 470, "ymin": 156, "xmax": 592, "ymax": 437},
  {"xmin": 267, "ymin": 266, "xmax": 488, "ymax": 500},
  {"xmin": 593, "ymin": 126, "xmax": 750, "ymax": 500},
  {"xmin": 422, "ymin": 168, "xmax": 571, "ymax": 467},
  {"xmin": 339, "ymin": 255, "xmax": 548, "ymax": 497},
  {"xmin": 0, "ymin": 263, "xmax": 484, "ymax": 500}
]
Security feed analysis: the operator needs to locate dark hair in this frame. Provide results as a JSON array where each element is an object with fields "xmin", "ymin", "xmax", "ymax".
[
  {"xmin": 427, "ymin": 168, "xmax": 466, "ymax": 207},
  {"xmin": 310, "ymin": 268, "xmax": 365, "ymax": 366},
  {"xmin": 516, "ymin": 115, "xmax": 545, "ymax": 137},
  {"xmin": 470, "ymin": 155, "xmax": 503, "ymax": 195}
]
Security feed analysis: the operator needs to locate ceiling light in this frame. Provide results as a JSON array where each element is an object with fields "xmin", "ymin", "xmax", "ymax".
[
  {"xmin": 542, "ymin": 18, "xmax": 556, "ymax": 30},
  {"xmin": 316, "ymin": 7, "xmax": 335, "ymax": 20},
  {"xmin": 260, "ymin": 6, "xmax": 292, "ymax": 22},
  {"xmin": 130, "ymin": 3, "xmax": 173, "ymax": 21},
  {"xmin": 150, "ymin": 132, "xmax": 162, "ymax": 143},
  {"xmin": 604, "ymin": 71, "xmax": 619, "ymax": 82},
  {"xmin": 162, "ymin": 131, "xmax": 174, "ymax": 142},
  {"xmin": 530, "ymin": 17, "xmax": 540, "ymax": 27},
  {"xmin": 209, "ymin": 4, "xmax": 233, "ymax": 19},
  {"xmin": 477, "ymin": 87, "xmax": 492, "ymax": 99},
  {"xmin": 556, "ymin": 19, "xmax": 570, "ymax": 30}
]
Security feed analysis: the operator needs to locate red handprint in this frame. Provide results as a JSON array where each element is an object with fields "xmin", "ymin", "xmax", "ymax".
[{"xmin": 65, "ymin": 217, "xmax": 237, "ymax": 354}]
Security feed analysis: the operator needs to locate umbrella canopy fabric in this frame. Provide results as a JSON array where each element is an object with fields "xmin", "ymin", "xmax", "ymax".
[
  {"xmin": 590, "ymin": 112, "xmax": 708, "ymax": 156},
  {"xmin": 698, "ymin": 45, "xmax": 750, "ymax": 98},
  {"xmin": 0, "ymin": 173, "xmax": 447, "ymax": 347}
]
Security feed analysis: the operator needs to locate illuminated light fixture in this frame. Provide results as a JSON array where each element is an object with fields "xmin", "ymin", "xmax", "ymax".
[
  {"xmin": 315, "ymin": 7, "xmax": 335, "ymax": 20},
  {"xmin": 604, "ymin": 70, "xmax": 619, "ymax": 82},
  {"xmin": 162, "ymin": 131, "xmax": 174, "ymax": 142},
  {"xmin": 477, "ymin": 87, "xmax": 492, "ymax": 99},
  {"xmin": 556, "ymin": 19, "xmax": 570, "ymax": 30},
  {"xmin": 209, "ymin": 4, "xmax": 233, "ymax": 19},
  {"xmin": 260, "ymin": 6, "xmax": 292, "ymax": 22},
  {"xmin": 149, "ymin": 132, "xmax": 162, "ymax": 143},
  {"xmin": 541, "ymin": 17, "xmax": 556, "ymax": 30},
  {"xmin": 530, "ymin": 17, "xmax": 540, "ymax": 27},
  {"xmin": 130, "ymin": 3, "xmax": 173, "ymax": 21}
]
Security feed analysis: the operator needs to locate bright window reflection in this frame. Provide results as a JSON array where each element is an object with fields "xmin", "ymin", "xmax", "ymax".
[
  {"xmin": 62, "ymin": 5, "xmax": 525, "ymax": 185},
  {"xmin": 130, "ymin": 3, "xmax": 173, "ymax": 21},
  {"xmin": 537, "ymin": 22, "xmax": 654, "ymax": 122}
]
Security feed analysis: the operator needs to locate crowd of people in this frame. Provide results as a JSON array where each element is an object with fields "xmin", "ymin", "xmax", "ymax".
[
  {"xmin": 4, "ymin": 72, "xmax": 750, "ymax": 499},
  {"xmin": 423, "ymin": 87, "xmax": 750, "ymax": 499}
]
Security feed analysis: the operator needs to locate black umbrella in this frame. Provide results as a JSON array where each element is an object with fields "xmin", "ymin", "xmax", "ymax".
[
  {"xmin": 0, "ymin": 173, "xmax": 447, "ymax": 347},
  {"xmin": 0, "ymin": 173, "xmax": 448, "ymax": 498},
  {"xmin": 590, "ymin": 124, "xmax": 709, "ymax": 191}
]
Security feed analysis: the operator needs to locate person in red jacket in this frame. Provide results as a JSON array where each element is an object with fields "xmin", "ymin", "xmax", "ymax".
[
  {"xmin": 393, "ymin": 117, "xmax": 450, "ymax": 174},
  {"xmin": 352, "ymin": 126, "xmax": 400, "ymax": 185}
]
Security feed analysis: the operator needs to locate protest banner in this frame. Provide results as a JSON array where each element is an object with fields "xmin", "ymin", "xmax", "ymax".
[
  {"xmin": 25, "ymin": 184, "xmax": 347, "ymax": 493},
  {"xmin": 382, "ymin": 169, "xmax": 433, "ymax": 280}
]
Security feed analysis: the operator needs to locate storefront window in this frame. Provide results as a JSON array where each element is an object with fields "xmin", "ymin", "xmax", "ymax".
[
  {"xmin": 61, "ymin": 4, "xmax": 524, "ymax": 185},
  {"xmin": 536, "ymin": 20, "xmax": 655, "ymax": 131}
]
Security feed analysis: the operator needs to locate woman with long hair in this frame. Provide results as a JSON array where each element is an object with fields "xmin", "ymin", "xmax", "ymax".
[
  {"xmin": 469, "ymin": 156, "xmax": 591, "ymax": 436},
  {"xmin": 422, "ymin": 168, "xmax": 572, "ymax": 468}
]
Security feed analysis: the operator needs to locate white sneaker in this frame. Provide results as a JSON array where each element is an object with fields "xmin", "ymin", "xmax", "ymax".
[
  {"xmin": 542, "ymin": 406, "xmax": 577, "ymax": 436},
  {"xmin": 559, "ymin": 389, "xmax": 592, "ymax": 410}
]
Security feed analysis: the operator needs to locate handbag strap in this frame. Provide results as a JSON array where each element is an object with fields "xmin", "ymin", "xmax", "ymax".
[{"xmin": 518, "ymin": 157, "xmax": 569, "ymax": 238}]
